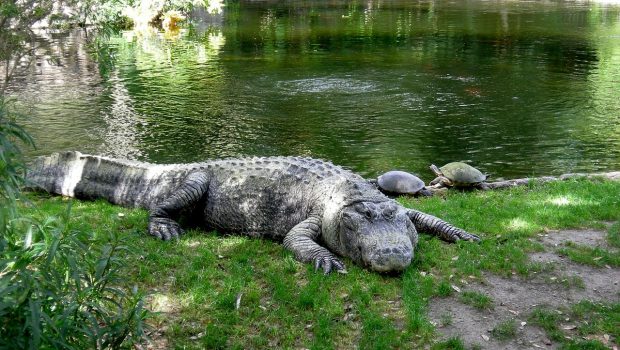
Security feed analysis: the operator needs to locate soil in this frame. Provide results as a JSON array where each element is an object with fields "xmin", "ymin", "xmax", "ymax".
[{"xmin": 428, "ymin": 225, "xmax": 620, "ymax": 349}]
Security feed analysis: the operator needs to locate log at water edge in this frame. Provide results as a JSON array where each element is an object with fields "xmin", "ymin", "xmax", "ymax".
[{"xmin": 426, "ymin": 171, "xmax": 620, "ymax": 194}]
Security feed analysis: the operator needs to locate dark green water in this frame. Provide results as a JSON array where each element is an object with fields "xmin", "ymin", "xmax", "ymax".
[{"xmin": 9, "ymin": 0, "xmax": 620, "ymax": 179}]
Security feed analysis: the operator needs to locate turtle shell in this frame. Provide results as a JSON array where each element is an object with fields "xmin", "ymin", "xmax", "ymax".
[
  {"xmin": 439, "ymin": 162, "xmax": 486, "ymax": 186},
  {"xmin": 377, "ymin": 171, "xmax": 425, "ymax": 195}
]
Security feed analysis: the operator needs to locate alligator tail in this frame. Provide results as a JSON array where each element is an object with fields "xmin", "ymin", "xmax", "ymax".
[{"xmin": 26, "ymin": 151, "xmax": 195, "ymax": 209}]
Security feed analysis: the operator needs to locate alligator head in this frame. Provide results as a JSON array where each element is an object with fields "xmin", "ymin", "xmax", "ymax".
[{"xmin": 337, "ymin": 201, "xmax": 417, "ymax": 272}]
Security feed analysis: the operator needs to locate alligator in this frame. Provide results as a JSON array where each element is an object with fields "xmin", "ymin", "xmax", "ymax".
[{"xmin": 26, "ymin": 151, "xmax": 480, "ymax": 274}]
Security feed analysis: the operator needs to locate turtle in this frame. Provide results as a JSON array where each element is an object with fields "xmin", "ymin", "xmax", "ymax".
[
  {"xmin": 429, "ymin": 162, "xmax": 487, "ymax": 188},
  {"xmin": 373, "ymin": 170, "xmax": 433, "ymax": 197}
]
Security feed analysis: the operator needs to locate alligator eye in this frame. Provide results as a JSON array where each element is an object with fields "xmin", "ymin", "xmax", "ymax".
[
  {"xmin": 342, "ymin": 212, "xmax": 356, "ymax": 229},
  {"xmin": 382, "ymin": 203, "xmax": 398, "ymax": 220},
  {"xmin": 355, "ymin": 203, "xmax": 373, "ymax": 220}
]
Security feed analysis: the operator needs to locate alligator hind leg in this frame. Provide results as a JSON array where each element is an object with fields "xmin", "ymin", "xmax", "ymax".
[
  {"xmin": 148, "ymin": 172, "xmax": 210, "ymax": 240},
  {"xmin": 406, "ymin": 209, "xmax": 480, "ymax": 242}
]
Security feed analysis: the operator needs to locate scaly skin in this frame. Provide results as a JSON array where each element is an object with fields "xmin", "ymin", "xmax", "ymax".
[{"xmin": 27, "ymin": 151, "xmax": 480, "ymax": 273}]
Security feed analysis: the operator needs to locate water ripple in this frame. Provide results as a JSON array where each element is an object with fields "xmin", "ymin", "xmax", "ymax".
[{"xmin": 277, "ymin": 77, "xmax": 378, "ymax": 95}]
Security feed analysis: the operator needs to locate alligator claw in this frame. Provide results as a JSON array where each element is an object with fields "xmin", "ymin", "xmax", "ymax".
[
  {"xmin": 148, "ymin": 217, "xmax": 183, "ymax": 240},
  {"xmin": 314, "ymin": 255, "xmax": 347, "ymax": 275}
]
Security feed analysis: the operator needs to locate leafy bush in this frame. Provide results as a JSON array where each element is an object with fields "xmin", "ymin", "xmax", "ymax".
[
  {"xmin": 0, "ymin": 97, "xmax": 33, "ymax": 227},
  {"xmin": 0, "ymin": 97, "xmax": 149, "ymax": 349},
  {"xmin": 0, "ymin": 210, "xmax": 149, "ymax": 349}
]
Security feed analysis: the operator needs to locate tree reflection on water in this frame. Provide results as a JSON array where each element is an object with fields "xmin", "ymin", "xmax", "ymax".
[{"xmin": 4, "ymin": 1, "xmax": 620, "ymax": 179}]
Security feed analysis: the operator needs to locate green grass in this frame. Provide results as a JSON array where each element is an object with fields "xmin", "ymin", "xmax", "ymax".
[
  {"xmin": 557, "ymin": 242, "xmax": 620, "ymax": 267},
  {"xmin": 528, "ymin": 301, "xmax": 619, "ymax": 349},
  {"xmin": 559, "ymin": 275, "xmax": 586, "ymax": 289},
  {"xmin": 430, "ymin": 337, "xmax": 466, "ymax": 350},
  {"xmin": 607, "ymin": 222, "xmax": 620, "ymax": 248},
  {"xmin": 491, "ymin": 319, "xmax": 517, "ymax": 340},
  {"xmin": 528, "ymin": 307, "xmax": 564, "ymax": 342},
  {"xmin": 561, "ymin": 340, "xmax": 612, "ymax": 350},
  {"xmin": 439, "ymin": 312, "xmax": 453, "ymax": 327},
  {"xmin": 459, "ymin": 291, "xmax": 494, "ymax": 310},
  {"xmin": 19, "ymin": 179, "xmax": 620, "ymax": 348},
  {"xmin": 570, "ymin": 301, "xmax": 620, "ymax": 341}
]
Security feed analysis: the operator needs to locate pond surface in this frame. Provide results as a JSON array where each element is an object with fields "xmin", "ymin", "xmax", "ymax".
[{"xmin": 8, "ymin": 0, "xmax": 620, "ymax": 179}]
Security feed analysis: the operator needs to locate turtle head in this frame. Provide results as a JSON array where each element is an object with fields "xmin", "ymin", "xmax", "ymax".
[{"xmin": 338, "ymin": 201, "xmax": 417, "ymax": 272}]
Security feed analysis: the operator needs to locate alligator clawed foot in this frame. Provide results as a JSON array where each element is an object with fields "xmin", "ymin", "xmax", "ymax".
[
  {"xmin": 314, "ymin": 255, "xmax": 347, "ymax": 275},
  {"xmin": 457, "ymin": 231, "xmax": 481, "ymax": 242},
  {"xmin": 148, "ymin": 217, "xmax": 184, "ymax": 240}
]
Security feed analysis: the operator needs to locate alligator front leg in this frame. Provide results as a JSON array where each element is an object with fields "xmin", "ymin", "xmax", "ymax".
[
  {"xmin": 148, "ymin": 172, "xmax": 210, "ymax": 240},
  {"xmin": 283, "ymin": 215, "xmax": 347, "ymax": 274},
  {"xmin": 407, "ymin": 209, "xmax": 480, "ymax": 242}
]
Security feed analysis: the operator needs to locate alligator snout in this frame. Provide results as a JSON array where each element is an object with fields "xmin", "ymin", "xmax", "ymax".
[{"xmin": 365, "ymin": 244, "xmax": 413, "ymax": 273}]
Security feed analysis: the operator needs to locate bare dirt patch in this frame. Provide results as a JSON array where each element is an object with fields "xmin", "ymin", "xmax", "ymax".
[
  {"xmin": 538, "ymin": 224, "xmax": 616, "ymax": 251},
  {"xmin": 428, "ymin": 226, "xmax": 620, "ymax": 349}
]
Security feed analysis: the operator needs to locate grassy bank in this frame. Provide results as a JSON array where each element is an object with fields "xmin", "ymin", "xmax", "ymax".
[{"xmin": 21, "ymin": 179, "xmax": 620, "ymax": 349}]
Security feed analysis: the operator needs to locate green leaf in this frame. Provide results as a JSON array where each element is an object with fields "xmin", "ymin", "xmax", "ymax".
[{"xmin": 28, "ymin": 298, "xmax": 42, "ymax": 349}]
